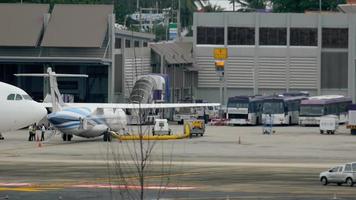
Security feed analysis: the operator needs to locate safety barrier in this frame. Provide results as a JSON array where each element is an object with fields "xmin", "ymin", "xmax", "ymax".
[{"xmin": 111, "ymin": 124, "xmax": 191, "ymax": 141}]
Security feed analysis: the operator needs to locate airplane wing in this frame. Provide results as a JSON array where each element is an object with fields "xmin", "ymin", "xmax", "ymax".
[{"xmin": 42, "ymin": 103, "xmax": 220, "ymax": 109}]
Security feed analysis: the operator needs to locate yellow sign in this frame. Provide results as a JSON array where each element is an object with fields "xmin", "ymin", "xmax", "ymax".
[
  {"xmin": 215, "ymin": 60, "xmax": 225, "ymax": 72},
  {"xmin": 213, "ymin": 48, "xmax": 228, "ymax": 60}
]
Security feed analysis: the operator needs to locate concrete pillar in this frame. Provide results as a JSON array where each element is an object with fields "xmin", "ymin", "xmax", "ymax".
[
  {"xmin": 286, "ymin": 14, "xmax": 291, "ymax": 92},
  {"xmin": 348, "ymin": 14, "xmax": 356, "ymax": 102},
  {"xmin": 317, "ymin": 14, "xmax": 322, "ymax": 95},
  {"xmin": 108, "ymin": 14, "xmax": 115, "ymax": 103},
  {"xmin": 254, "ymin": 13, "xmax": 260, "ymax": 95}
]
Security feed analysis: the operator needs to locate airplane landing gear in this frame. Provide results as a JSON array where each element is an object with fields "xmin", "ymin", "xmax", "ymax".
[
  {"xmin": 0, "ymin": 133, "xmax": 4, "ymax": 140},
  {"xmin": 62, "ymin": 134, "xmax": 73, "ymax": 141}
]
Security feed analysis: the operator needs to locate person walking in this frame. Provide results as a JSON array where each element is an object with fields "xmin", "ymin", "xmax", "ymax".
[{"xmin": 41, "ymin": 124, "xmax": 46, "ymax": 141}]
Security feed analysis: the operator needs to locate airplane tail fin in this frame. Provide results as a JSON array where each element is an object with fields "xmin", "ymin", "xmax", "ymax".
[{"xmin": 15, "ymin": 68, "xmax": 88, "ymax": 112}]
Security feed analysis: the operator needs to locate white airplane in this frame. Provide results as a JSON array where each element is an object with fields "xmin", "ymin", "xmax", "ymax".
[
  {"xmin": 0, "ymin": 81, "xmax": 47, "ymax": 139},
  {"xmin": 15, "ymin": 68, "xmax": 219, "ymax": 142}
]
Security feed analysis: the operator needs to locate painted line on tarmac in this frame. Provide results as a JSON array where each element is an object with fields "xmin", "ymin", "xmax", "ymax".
[
  {"xmin": 0, "ymin": 158, "xmax": 338, "ymax": 168},
  {"xmin": 0, "ymin": 183, "xmax": 31, "ymax": 186},
  {"xmin": 72, "ymin": 184, "xmax": 197, "ymax": 190},
  {"xmin": 0, "ymin": 187, "xmax": 44, "ymax": 192},
  {"xmin": 0, "ymin": 182, "xmax": 196, "ymax": 192}
]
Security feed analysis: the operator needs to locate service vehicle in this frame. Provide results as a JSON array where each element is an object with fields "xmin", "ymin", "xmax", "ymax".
[
  {"xmin": 347, "ymin": 104, "xmax": 356, "ymax": 135},
  {"xmin": 152, "ymin": 119, "xmax": 171, "ymax": 136},
  {"xmin": 185, "ymin": 119, "xmax": 205, "ymax": 137},
  {"xmin": 319, "ymin": 115, "xmax": 339, "ymax": 134},
  {"xmin": 173, "ymin": 107, "xmax": 197, "ymax": 125},
  {"xmin": 320, "ymin": 163, "xmax": 356, "ymax": 186}
]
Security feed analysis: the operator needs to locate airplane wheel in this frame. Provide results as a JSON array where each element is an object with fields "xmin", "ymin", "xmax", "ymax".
[
  {"xmin": 62, "ymin": 134, "xmax": 67, "ymax": 141},
  {"xmin": 68, "ymin": 134, "xmax": 73, "ymax": 141}
]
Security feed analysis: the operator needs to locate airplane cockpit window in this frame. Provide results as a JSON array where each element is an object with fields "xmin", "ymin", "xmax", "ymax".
[
  {"xmin": 15, "ymin": 94, "xmax": 23, "ymax": 100},
  {"xmin": 22, "ymin": 95, "xmax": 33, "ymax": 101},
  {"xmin": 7, "ymin": 94, "xmax": 15, "ymax": 100}
]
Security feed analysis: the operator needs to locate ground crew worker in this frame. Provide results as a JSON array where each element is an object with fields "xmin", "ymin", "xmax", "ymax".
[
  {"xmin": 41, "ymin": 124, "xmax": 45, "ymax": 141},
  {"xmin": 28, "ymin": 124, "xmax": 33, "ymax": 141},
  {"xmin": 35, "ymin": 123, "xmax": 40, "ymax": 141}
]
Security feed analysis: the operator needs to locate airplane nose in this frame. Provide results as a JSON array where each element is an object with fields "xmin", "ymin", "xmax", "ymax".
[{"xmin": 35, "ymin": 103, "xmax": 47, "ymax": 122}]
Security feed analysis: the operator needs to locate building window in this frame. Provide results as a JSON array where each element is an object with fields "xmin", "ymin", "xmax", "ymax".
[
  {"xmin": 125, "ymin": 39, "xmax": 131, "ymax": 48},
  {"xmin": 197, "ymin": 26, "xmax": 224, "ymax": 45},
  {"xmin": 322, "ymin": 28, "xmax": 348, "ymax": 48},
  {"xmin": 259, "ymin": 28, "xmax": 287, "ymax": 46},
  {"xmin": 143, "ymin": 41, "xmax": 148, "ymax": 47},
  {"xmin": 115, "ymin": 38, "xmax": 121, "ymax": 49},
  {"xmin": 228, "ymin": 27, "xmax": 255, "ymax": 45},
  {"xmin": 290, "ymin": 28, "xmax": 317, "ymax": 46},
  {"xmin": 134, "ymin": 40, "xmax": 140, "ymax": 47}
]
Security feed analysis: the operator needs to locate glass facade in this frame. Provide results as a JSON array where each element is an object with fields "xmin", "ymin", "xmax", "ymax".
[
  {"xmin": 322, "ymin": 28, "xmax": 348, "ymax": 48},
  {"xmin": 228, "ymin": 27, "xmax": 255, "ymax": 45},
  {"xmin": 259, "ymin": 28, "xmax": 287, "ymax": 46},
  {"xmin": 290, "ymin": 28, "xmax": 317, "ymax": 46},
  {"xmin": 197, "ymin": 26, "xmax": 224, "ymax": 45}
]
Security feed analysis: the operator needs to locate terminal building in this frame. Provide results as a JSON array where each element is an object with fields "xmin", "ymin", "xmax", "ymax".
[
  {"xmin": 0, "ymin": 3, "xmax": 154, "ymax": 103},
  {"xmin": 193, "ymin": 12, "xmax": 356, "ymax": 103}
]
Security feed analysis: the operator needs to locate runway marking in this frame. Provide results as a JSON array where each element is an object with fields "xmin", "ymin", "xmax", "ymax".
[
  {"xmin": 0, "ymin": 181, "xmax": 197, "ymax": 192},
  {"xmin": 72, "ymin": 184, "xmax": 197, "ymax": 190},
  {"xmin": 0, "ymin": 183, "xmax": 31, "ymax": 186},
  {"xmin": 0, "ymin": 187, "xmax": 44, "ymax": 192},
  {"xmin": 0, "ymin": 158, "xmax": 339, "ymax": 168}
]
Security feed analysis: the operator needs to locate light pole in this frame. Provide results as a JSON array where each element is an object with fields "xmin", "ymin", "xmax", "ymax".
[{"xmin": 319, "ymin": 0, "xmax": 322, "ymax": 12}]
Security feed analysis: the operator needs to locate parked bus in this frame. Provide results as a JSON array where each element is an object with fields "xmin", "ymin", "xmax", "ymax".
[
  {"xmin": 261, "ymin": 94, "xmax": 308, "ymax": 125},
  {"xmin": 226, "ymin": 96, "xmax": 263, "ymax": 125},
  {"xmin": 299, "ymin": 95, "xmax": 352, "ymax": 125}
]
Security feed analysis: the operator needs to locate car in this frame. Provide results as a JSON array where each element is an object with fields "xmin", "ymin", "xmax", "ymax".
[{"xmin": 319, "ymin": 163, "xmax": 356, "ymax": 186}]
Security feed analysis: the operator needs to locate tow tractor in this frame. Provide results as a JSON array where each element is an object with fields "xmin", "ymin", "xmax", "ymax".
[
  {"xmin": 152, "ymin": 119, "xmax": 171, "ymax": 136},
  {"xmin": 185, "ymin": 119, "xmax": 205, "ymax": 137}
]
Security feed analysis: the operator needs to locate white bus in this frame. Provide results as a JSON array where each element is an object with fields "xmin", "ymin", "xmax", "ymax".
[
  {"xmin": 227, "ymin": 96, "xmax": 263, "ymax": 125},
  {"xmin": 299, "ymin": 95, "xmax": 352, "ymax": 126},
  {"xmin": 262, "ymin": 95, "xmax": 307, "ymax": 125}
]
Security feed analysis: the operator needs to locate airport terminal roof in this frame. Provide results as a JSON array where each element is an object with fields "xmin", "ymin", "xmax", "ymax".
[
  {"xmin": 41, "ymin": 4, "xmax": 113, "ymax": 48},
  {"xmin": 150, "ymin": 42, "xmax": 194, "ymax": 65},
  {"xmin": 0, "ymin": 4, "xmax": 49, "ymax": 47}
]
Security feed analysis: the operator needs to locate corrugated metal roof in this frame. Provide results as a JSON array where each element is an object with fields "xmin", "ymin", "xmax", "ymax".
[
  {"xmin": 150, "ymin": 42, "xmax": 193, "ymax": 64},
  {"xmin": 41, "ymin": 4, "xmax": 113, "ymax": 48},
  {"xmin": 338, "ymin": 4, "xmax": 356, "ymax": 13},
  {"xmin": 0, "ymin": 4, "xmax": 49, "ymax": 47}
]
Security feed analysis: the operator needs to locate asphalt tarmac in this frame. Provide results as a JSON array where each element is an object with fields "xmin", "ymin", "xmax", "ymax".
[{"xmin": 1, "ymin": 125, "xmax": 356, "ymax": 199}]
